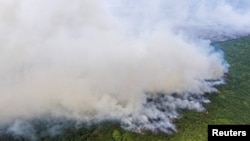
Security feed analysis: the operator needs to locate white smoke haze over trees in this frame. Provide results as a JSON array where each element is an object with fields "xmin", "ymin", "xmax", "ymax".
[{"xmin": 0, "ymin": 0, "xmax": 249, "ymax": 138}]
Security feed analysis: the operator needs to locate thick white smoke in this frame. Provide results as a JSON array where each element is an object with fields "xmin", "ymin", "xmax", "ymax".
[
  {"xmin": 0, "ymin": 0, "xmax": 249, "ymax": 139},
  {"xmin": 112, "ymin": 0, "xmax": 250, "ymax": 40}
]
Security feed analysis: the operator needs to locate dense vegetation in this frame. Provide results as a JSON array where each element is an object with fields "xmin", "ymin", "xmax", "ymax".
[{"xmin": 1, "ymin": 36, "xmax": 250, "ymax": 141}]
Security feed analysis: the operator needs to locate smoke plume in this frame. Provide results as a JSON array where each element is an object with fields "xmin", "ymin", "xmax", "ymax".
[{"xmin": 0, "ymin": 0, "xmax": 249, "ymax": 139}]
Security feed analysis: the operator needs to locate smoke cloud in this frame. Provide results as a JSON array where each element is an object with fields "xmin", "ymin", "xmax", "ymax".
[{"xmin": 0, "ymin": 0, "xmax": 249, "ymax": 139}]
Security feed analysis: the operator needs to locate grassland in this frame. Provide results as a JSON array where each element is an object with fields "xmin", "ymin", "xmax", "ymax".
[{"xmin": 2, "ymin": 36, "xmax": 250, "ymax": 141}]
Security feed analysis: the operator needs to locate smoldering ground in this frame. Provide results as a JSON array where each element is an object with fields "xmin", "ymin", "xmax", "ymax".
[{"xmin": 0, "ymin": 0, "xmax": 249, "ymax": 140}]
